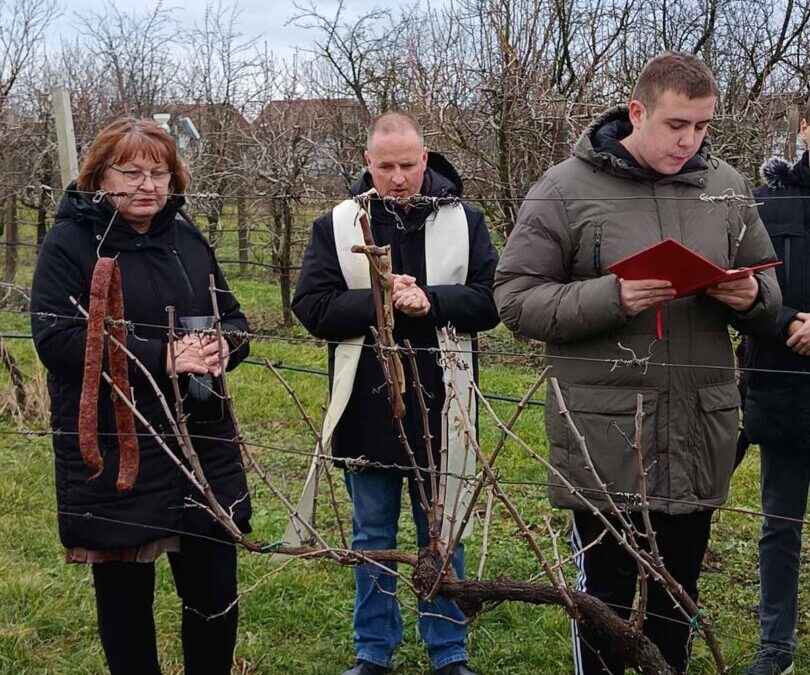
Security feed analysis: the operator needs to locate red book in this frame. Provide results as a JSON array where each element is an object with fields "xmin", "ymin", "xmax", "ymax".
[
  {"xmin": 607, "ymin": 238, "xmax": 780, "ymax": 340},
  {"xmin": 607, "ymin": 238, "xmax": 780, "ymax": 298}
]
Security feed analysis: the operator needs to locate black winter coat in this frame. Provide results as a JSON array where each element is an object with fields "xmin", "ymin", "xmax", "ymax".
[
  {"xmin": 31, "ymin": 188, "xmax": 251, "ymax": 549},
  {"xmin": 292, "ymin": 153, "xmax": 500, "ymax": 470},
  {"xmin": 745, "ymin": 152, "xmax": 810, "ymax": 448}
]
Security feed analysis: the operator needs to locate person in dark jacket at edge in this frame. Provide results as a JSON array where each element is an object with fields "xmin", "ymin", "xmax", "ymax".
[
  {"xmin": 740, "ymin": 100, "xmax": 810, "ymax": 675},
  {"xmin": 30, "ymin": 117, "xmax": 251, "ymax": 675},
  {"xmin": 494, "ymin": 53, "xmax": 781, "ymax": 675},
  {"xmin": 290, "ymin": 111, "xmax": 499, "ymax": 675}
]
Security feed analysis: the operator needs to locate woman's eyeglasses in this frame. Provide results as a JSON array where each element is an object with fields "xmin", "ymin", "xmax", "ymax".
[{"xmin": 109, "ymin": 165, "xmax": 172, "ymax": 187}]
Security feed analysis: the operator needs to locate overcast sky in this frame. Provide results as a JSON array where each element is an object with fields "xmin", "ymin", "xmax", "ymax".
[{"xmin": 50, "ymin": 0, "xmax": 417, "ymax": 62}]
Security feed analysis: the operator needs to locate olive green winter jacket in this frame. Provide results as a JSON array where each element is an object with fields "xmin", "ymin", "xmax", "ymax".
[{"xmin": 494, "ymin": 106, "xmax": 781, "ymax": 513}]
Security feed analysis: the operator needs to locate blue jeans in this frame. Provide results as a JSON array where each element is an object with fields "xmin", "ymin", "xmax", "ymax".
[
  {"xmin": 345, "ymin": 469, "xmax": 468, "ymax": 670},
  {"xmin": 759, "ymin": 443, "xmax": 810, "ymax": 654}
]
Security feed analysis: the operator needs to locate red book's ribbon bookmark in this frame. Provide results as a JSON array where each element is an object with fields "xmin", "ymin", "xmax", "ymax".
[{"xmin": 656, "ymin": 304, "xmax": 664, "ymax": 341}]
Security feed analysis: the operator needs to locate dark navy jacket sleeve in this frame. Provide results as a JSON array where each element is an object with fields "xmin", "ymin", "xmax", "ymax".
[
  {"xmin": 423, "ymin": 207, "xmax": 500, "ymax": 333},
  {"xmin": 775, "ymin": 304, "xmax": 800, "ymax": 338},
  {"xmin": 747, "ymin": 184, "xmax": 799, "ymax": 343},
  {"xmin": 292, "ymin": 213, "xmax": 376, "ymax": 340},
  {"xmin": 753, "ymin": 302, "xmax": 800, "ymax": 344}
]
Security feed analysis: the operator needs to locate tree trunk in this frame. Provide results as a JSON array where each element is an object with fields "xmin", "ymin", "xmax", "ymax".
[
  {"xmin": 785, "ymin": 104, "xmax": 800, "ymax": 161},
  {"xmin": 280, "ymin": 198, "xmax": 293, "ymax": 327},
  {"xmin": 550, "ymin": 99, "xmax": 571, "ymax": 165},
  {"xmin": 237, "ymin": 192, "xmax": 248, "ymax": 274},
  {"xmin": 270, "ymin": 198, "xmax": 282, "ymax": 272},
  {"xmin": 4, "ymin": 192, "xmax": 18, "ymax": 284},
  {"xmin": 37, "ymin": 187, "xmax": 49, "ymax": 247},
  {"xmin": 206, "ymin": 198, "xmax": 224, "ymax": 246},
  {"xmin": 207, "ymin": 213, "xmax": 219, "ymax": 245}
]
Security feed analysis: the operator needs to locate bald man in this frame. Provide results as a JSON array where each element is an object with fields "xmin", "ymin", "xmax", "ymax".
[{"xmin": 292, "ymin": 111, "xmax": 499, "ymax": 675}]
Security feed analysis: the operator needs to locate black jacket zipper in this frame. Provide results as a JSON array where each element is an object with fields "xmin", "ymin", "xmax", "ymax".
[{"xmin": 593, "ymin": 224, "xmax": 603, "ymax": 275}]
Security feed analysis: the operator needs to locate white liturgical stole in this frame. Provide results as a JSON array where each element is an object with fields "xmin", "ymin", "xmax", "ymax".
[{"xmin": 280, "ymin": 199, "xmax": 477, "ymax": 553}]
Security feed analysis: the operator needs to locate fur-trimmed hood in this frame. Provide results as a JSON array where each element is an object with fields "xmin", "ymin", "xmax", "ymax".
[{"xmin": 760, "ymin": 151, "xmax": 810, "ymax": 191}]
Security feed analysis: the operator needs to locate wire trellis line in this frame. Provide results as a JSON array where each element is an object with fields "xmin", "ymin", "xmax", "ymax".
[
  {"xmin": 217, "ymin": 259, "xmax": 303, "ymax": 271},
  {"xmin": 0, "ymin": 180, "xmax": 803, "ymax": 203},
  {"xmin": 0, "ymin": 427, "xmax": 804, "ymax": 527},
  {"xmin": 7, "ymin": 307, "xmax": 810, "ymax": 379}
]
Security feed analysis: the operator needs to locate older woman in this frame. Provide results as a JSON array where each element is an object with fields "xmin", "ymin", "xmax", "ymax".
[{"xmin": 30, "ymin": 117, "xmax": 251, "ymax": 675}]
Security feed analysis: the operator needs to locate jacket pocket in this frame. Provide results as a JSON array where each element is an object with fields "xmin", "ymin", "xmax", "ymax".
[
  {"xmin": 562, "ymin": 384, "xmax": 659, "ymax": 502},
  {"xmin": 694, "ymin": 381, "xmax": 740, "ymax": 498}
]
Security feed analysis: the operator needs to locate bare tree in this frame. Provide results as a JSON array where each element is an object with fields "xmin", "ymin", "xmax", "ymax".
[
  {"xmin": 176, "ymin": 1, "xmax": 264, "ymax": 242},
  {"xmin": 0, "ymin": 0, "xmax": 58, "ymax": 268},
  {"xmin": 246, "ymin": 60, "xmax": 325, "ymax": 326},
  {"xmin": 289, "ymin": 0, "xmax": 399, "ymax": 118},
  {"xmin": 0, "ymin": 0, "xmax": 59, "ymax": 106},
  {"xmin": 75, "ymin": 0, "xmax": 177, "ymax": 116}
]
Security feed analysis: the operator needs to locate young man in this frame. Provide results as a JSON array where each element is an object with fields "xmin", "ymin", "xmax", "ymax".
[
  {"xmin": 741, "ymin": 101, "xmax": 810, "ymax": 675},
  {"xmin": 494, "ymin": 52, "xmax": 781, "ymax": 674},
  {"xmin": 292, "ymin": 112, "xmax": 499, "ymax": 675}
]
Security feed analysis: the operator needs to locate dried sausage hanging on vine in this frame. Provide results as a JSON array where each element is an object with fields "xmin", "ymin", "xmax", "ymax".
[{"xmin": 78, "ymin": 257, "xmax": 140, "ymax": 492}]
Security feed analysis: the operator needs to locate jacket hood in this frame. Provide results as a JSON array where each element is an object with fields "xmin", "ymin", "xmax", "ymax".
[
  {"xmin": 760, "ymin": 151, "xmax": 810, "ymax": 190},
  {"xmin": 56, "ymin": 182, "xmax": 186, "ymax": 248},
  {"xmin": 348, "ymin": 151, "xmax": 464, "ymax": 199},
  {"xmin": 574, "ymin": 105, "xmax": 711, "ymax": 184}
]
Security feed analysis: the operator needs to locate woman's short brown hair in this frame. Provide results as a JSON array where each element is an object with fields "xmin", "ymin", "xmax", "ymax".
[
  {"xmin": 77, "ymin": 117, "xmax": 190, "ymax": 194},
  {"xmin": 631, "ymin": 52, "xmax": 720, "ymax": 111}
]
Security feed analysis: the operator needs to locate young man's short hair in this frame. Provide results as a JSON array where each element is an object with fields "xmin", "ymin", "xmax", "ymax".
[
  {"xmin": 631, "ymin": 52, "xmax": 720, "ymax": 111},
  {"xmin": 803, "ymin": 99, "xmax": 810, "ymax": 126},
  {"xmin": 366, "ymin": 111, "xmax": 424, "ymax": 149}
]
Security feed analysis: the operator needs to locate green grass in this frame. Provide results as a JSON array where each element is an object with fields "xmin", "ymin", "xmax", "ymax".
[{"xmin": 0, "ymin": 232, "xmax": 807, "ymax": 673}]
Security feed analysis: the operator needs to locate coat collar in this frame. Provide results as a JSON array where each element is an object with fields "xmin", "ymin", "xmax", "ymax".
[
  {"xmin": 56, "ymin": 183, "xmax": 186, "ymax": 251},
  {"xmin": 574, "ymin": 105, "xmax": 712, "ymax": 188}
]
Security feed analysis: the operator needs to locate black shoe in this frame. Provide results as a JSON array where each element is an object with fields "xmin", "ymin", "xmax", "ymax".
[
  {"xmin": 342, "ymin": 660, "xmax": 391, "ymax": 675},
  {"xmin": 741, "ymin": 650, "xmax": 794, "ymax": 675},
  {"xmin": 433, "ymin": 663, "xmax": 478, "ymax": 675}
]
